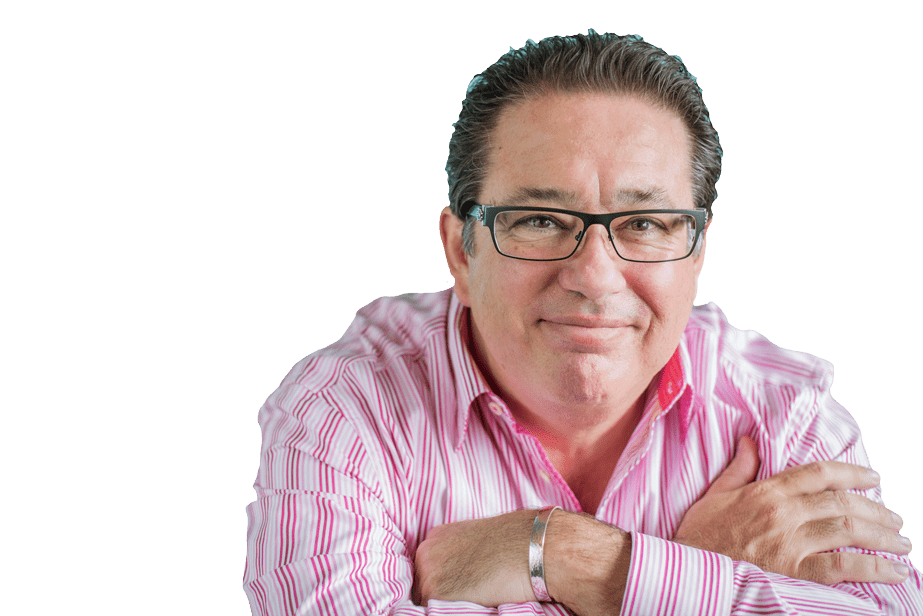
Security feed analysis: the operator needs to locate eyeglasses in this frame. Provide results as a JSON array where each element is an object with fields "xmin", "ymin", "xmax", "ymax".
[{"xmin": 466, "ymin": 203, "xmax": 708, "ymax": 263}]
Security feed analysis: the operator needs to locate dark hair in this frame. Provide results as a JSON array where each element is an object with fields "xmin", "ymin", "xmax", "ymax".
[{"xmin": 446, "ymin": 30, "xmax": 722, "ymax": 253}]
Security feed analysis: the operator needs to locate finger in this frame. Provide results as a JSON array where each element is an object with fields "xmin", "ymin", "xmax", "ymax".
[
  {"xmin": 804, "ymin": 490, "xmax": 905, "ymax": 532},
  {"xmin": 770, "ymin": 460, "xmax": 880, "ymax": 496},
  {"xmin": 704, "ymin": 435, "xmax": 760, "ymax": 496},
  {"xmin": 799, "ymin": 551, "xmax": 910, "ymax": 586},
  {"xmin": 803, "ymin": 513, "xmax": 912, "ymax": 556}
]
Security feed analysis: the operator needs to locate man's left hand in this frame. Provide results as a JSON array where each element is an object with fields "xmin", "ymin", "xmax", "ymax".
[{"xmin": 672, "ymin": 435, "xmax": 911, "ymax": 584}]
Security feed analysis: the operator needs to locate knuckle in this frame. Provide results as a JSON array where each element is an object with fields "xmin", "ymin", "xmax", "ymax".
[
  {"xmin": 815, "ymin": 490, "xmax": 837, "ymax": 511},
  {"xmin": 805, "ymin": 461, "xmax": 829, "ymax": 481},
  {"xmin": 761, "ymin": 500, "xmax": 786, "ymax": 525},
  {"xmin": 805, "ymin": 551, "xmax": 903, "ymax": 585},
  {"xmin": 821, "ymin": 552, "xmax": 889, "ymax": 585},
  {"xmin": 873, "ymin": 555, "xmax": 888, "ymax": 576},
  {"xmin": 830, "ymin": 550, "xmax": 847, "ymax": 573},
  {"xmin": 747, "ymin": 481, "xmax": 775, "ymax": 503},
  {"xmin": 856, "ymin": 554, "xmax": 887, "ymax": 583},
  {"xmin": 832, "ymin": 489, "xmax": 851, "ymax": 509},
  {"xmin": 840, "ymin": 514, "xmax": 855, "ymax": 535}
]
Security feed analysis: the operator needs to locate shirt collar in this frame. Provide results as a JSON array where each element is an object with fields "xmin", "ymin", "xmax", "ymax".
[
  {"xmin": 445, "ymin": 293, "xmax": 493, "ymax": 448},
  {"xmin": 656, "ymin": 344, "xmax": 688, "ymax": 411},
  {"xmin": 651, "ymin": 340, "xmax": 696, "ymax": 441},
  {"xmin": 444, "ymin": 292, "xmax": 698, "ymax": 447}
]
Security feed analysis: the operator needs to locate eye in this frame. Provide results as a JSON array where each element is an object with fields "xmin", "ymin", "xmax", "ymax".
[
  {"xmin": 495, "ymin": 209, "xmax": 580, "ymax": 240},
  {"xmin": 512, "ymin": 214, "xmax": 561, "ymax": 229},
  {"xmin": 624, "ymin": 217, "xmax": 665, "ymax": 232}
]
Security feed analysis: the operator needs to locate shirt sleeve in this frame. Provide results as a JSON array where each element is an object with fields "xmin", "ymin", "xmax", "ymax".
[
  {"xmin": 619, "ymin": 387, "xmax": 923, "ymax": 615},
  {"xmin": 242, "ymin": 384, "xmax": 573, "ymax": 616},
  {"xmin": 621, "ymin": 533, "xmax": 922, "ymax": 615}
]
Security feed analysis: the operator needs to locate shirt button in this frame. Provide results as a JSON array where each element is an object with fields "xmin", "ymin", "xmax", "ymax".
[
  {"xmin": 538, "ymin": 470, "xmax": 551, "ymax": 483},
  {"xmin": 487, "ymin": 401, "xmax": 504, "ymax": 416}
]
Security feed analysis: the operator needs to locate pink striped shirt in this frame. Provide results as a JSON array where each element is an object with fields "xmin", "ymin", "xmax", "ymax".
[{"xmin": 244, "ymin": 289, "xmax": 922, "ymax": 614}]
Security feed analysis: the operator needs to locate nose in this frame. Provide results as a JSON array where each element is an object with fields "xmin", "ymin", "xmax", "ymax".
[{"xmin": 557, "ymin": 223, "xmax": 628, "ymax": 300}]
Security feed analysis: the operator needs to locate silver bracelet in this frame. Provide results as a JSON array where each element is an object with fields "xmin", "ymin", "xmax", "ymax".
[{"xmin": 529, "ymin": 506, "xmax": 561, "ymax": 602}]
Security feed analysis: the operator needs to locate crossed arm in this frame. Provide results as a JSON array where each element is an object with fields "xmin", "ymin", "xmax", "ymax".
[
  {"xmin": 414, "ymin": 437, "xmax": 918, "ymax": 615},
  {"xmin": 244, "ymin": 393, "xmax": 923, "ymax": 615}
]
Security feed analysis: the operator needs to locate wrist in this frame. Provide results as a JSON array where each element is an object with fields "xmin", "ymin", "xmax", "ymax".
[
  {"xmin": 542, "ymin": 511, "xmax": 632, "ymax": 613},
  {"xmin": 529, "ymin": 506, "xmax": 561, "ymax": 602}
]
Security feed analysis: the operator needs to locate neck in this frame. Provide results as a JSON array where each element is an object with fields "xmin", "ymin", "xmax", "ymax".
[
  {"xmin": 513, "ymin": 394, "xmax": 644, "ymax": 458},
  {"xmin": 513, "ymin": 395, "xmax": 645, "ymax": 514}
]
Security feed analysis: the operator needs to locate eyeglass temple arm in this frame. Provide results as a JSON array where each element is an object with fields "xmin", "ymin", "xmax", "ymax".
[{"xmin": 466, "ymin": 204, "xmax": 487, "ymax": 223}]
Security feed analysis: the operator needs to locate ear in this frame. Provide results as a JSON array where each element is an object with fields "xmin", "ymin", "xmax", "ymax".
[
  {"xmin": 693, "ymin": 230, "xmax": 707, "ymax": 278},
  {"xmin": 440, "ymin": 207, "xmax": 472, "ymax": 306}
]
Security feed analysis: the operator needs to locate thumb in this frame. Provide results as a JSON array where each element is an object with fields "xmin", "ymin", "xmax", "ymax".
[{"xmin": 704, "ymin": 435, "xmax": 760, "ymax": 495}]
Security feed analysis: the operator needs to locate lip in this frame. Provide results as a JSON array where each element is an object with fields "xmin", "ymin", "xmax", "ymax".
[
  {"xmin": 542, "ymin": 315, "xmax": 631, "ymax": 328},
  {"xmin": 539, "ymin": 316, "xmax": 633, "ymax": 350}
]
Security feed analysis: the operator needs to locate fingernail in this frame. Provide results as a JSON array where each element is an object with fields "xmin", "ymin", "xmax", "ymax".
[
  {"xmin": 900, "ymin": 535, "xmax": 912, "ymax": 550},
  {"xmin": 892, "ymin": 511, "xmax": 904, "ymax": 528},
  {"xmin": 893, "ymin": 562, "xmax": 909, "ymax": 577},
  {"xmin": 868, "ymin": 469, "xmax": 881, "ymax": 483}
]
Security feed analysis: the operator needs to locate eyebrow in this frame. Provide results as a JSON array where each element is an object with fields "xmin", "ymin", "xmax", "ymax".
[
  {"xmin": 496, "ymin": 186, "xmax": 676, "ymax": 209},
  {"xmin": 498, "ymin": 187, "xmax": 578, "ymax": 208},
  {"xmin": 615, "ymin": 187, "xmax": 673, "ymax": 208}
]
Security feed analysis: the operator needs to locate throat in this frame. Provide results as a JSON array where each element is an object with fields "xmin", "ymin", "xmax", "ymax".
[
  {"xmin": 565, "ymin": 456, "xmax": 620, "ymax": 515},
  {"xmin": 535, "ymin": 400, "xmax": 643, "ymax": 515},
  {"xmin": 544, "ymin": 432, "xmax": 629, "ymax": 515},
  {"xmin": 515, "ymin": 397, "xmax": 645, "ymax": 514}
]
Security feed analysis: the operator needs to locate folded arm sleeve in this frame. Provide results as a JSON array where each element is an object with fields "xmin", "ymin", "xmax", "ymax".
[
  {"xmin": 243, "ymin": 385, "xmax": 573, "ymax": 615},
  {"xmin": 619, "ymin": 387, "xmax": 923, "ymax": 615}
]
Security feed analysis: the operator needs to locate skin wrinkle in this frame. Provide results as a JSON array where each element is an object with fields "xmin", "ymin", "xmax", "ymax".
[
  {"xmin": 448, "ymin": 33, "xmax": 723, "ymax": 264},
  {"xmin": 462, "ymin": 90, "xmax": 705, "ymax": 256},
  {"xmin": 497, "ymin": 186, "xmax": 675, "ymax": 211},
  {"xmin": 444, "ymin": 91, "xmax": 705, "ymax": 513}
]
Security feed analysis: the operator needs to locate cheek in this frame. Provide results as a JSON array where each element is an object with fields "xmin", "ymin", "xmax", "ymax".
[
  {"xmin": 467, "ymin": 258, "xmax": 497, "ymax": 308},
  {"xmin": 468, "ymin": 260, "xmax": 517, "ymax": 331},
  {"xmin": 631, "ymin": 265, "xmax": 698, "ymax": 322},
  {"xmin": 471, "ymin": 258, "xmax": 545, "ymax": 309}
]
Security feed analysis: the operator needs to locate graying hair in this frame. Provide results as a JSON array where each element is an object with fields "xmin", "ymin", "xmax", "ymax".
[{"xmin": 446, "ymin": 31, "xmax": 722, "ymax": 254}]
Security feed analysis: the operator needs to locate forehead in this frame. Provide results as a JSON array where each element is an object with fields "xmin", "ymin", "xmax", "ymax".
[{"xmin": 482, "ymin": 92, "xmax": 693, "ymax": 209}]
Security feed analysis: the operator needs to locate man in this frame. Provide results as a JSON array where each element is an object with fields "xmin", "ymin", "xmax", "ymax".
[{"xmin": 244, "ymin": 32, "xmax": 922, "ymax": 614}]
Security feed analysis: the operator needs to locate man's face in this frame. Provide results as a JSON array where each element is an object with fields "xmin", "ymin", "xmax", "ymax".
[{"xmin": 442, "ymin": 92, "xmax": 705, "ymax": 420}]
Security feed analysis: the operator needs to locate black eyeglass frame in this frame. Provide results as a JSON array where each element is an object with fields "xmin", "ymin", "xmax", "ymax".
[{"xmin": 465, "ymin": 203, "xmax": 709, "ymax": 263}]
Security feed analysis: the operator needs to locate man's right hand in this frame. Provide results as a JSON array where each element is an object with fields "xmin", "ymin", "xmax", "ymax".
[{"xmin": 673, "ymin": 436, "xmax": 912, "ymax": 585}]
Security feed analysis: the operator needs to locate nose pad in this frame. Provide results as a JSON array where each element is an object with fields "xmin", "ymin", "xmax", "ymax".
[
  {"xmin": 574, "ymin": 223, "xmax": 614, "ymax": 254},
  {"xmin": 559, "ymin": 223, "xmax": 627, "ymax": 300}
]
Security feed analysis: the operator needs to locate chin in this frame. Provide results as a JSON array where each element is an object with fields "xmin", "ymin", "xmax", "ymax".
[{"xmin": 548, "ymin": 356, "xmax": 614, "ymax": 405}]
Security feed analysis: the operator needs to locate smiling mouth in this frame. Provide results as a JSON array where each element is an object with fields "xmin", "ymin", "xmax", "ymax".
[
  {"xmin": 539, "ymin": 318, "xmax": 634, "ymax": 350},
  {"xmin": 542, "ymin": 316, "xmax": 631, "ymax": 328}
]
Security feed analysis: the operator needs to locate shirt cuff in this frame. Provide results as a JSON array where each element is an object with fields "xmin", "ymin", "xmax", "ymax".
[{"xmin": 620, "ymin": 532, "xmax": 733, "ymax": 616}]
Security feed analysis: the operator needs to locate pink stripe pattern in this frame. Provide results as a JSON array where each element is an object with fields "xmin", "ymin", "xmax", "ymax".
[{"xmin": 244, "ymin": 290, "xmax": 922, "ymax": 614}]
